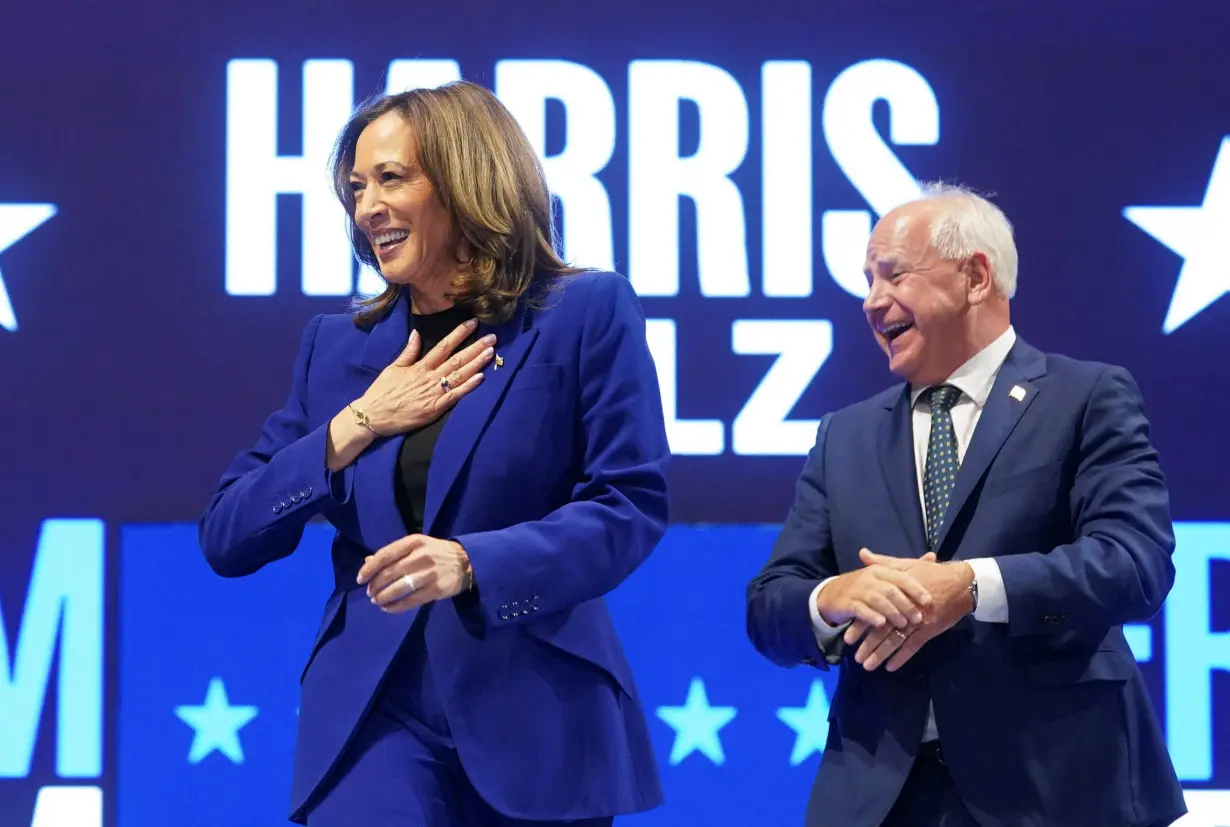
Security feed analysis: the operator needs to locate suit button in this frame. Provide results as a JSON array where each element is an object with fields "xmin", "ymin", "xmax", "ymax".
[
  {"xmin": 498, "ymin": 608, "xmax": 510, "ymax": 621},
  {"xmin": 531, "ymin": 605, "xmax": 539, "ymax": 612},
  {"xmin": 290, "ymin": 493, "xmax": 301, "ymax": 504},
  {"xmin": 273, "ymin": 504, "xmax": 283, "ymax": 514},
  {"xmin": 302, "ymin": 486, "xmax": 312, "ymax": 497}
]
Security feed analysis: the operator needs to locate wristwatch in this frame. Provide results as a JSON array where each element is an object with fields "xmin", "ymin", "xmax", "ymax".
[{"xmin": 967, "ymin": 576, "xmax": 979, "ymax": 615}]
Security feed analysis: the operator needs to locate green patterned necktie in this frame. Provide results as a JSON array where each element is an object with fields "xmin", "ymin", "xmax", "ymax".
[{"xmin": 923, "ymin": 384, "xmax": 963, "ymax": 549}]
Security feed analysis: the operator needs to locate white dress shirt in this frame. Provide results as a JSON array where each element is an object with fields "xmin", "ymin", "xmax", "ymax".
[{"xmin": 808, "ymin": 326, "xmax": 1017, "ymax": 742}]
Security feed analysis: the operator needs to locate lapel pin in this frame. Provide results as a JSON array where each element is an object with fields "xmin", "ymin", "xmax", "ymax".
[
  {"xmin": 494, "ymin": 354, "xmax": 504, "ymax": 370},
  {"xmin": 1009, "ymin": 385, "xmax": 1026, "ymax": 402}
]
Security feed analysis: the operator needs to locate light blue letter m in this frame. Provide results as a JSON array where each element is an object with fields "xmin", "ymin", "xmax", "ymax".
[{"xmin": 0, "ymin": 519, "xmax": 103, "ymax": 778}]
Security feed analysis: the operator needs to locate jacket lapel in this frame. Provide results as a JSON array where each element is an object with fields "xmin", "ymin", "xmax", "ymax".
[
  {"xmin": 348, "ymin": 291, "xmax": 413, "ymax": 552},
  {"xmin": 878, "ymin": 386, "xmax": 929, "ymax": 557},
  {"xmin": 423, "ymin": 302, "xmax": 539, "ymax": 534},
  {"xmin": 358, "ymin": 290, "xmax": 412, "ymax": 374},
  {"xmin": 933, "ymin": 339, "xmax": 1046, "ymax": 555}
]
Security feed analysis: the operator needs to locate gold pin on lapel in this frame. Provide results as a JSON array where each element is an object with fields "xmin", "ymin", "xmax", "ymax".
[
  {"xmin": 1009, "ymin": 385, "xmax": 1026, "ymax": 402},
  {"xmin": 494, "ymin": 354, "xmax": 504, "ymax": 370}
]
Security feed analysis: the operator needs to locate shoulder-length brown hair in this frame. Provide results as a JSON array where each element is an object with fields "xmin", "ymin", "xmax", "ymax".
[{"xmin": 330, "ymin": 81, "xmax": 583, "ymax": 327}]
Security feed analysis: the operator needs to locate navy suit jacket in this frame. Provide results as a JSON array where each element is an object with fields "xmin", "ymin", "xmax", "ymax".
[
  {"xmin": 198, "ymin": 271, "xmax": 668, "ymax": 823},
  {"xmin": 747, "ymin": 339, "xmax": 1186, "ymax": 827}
]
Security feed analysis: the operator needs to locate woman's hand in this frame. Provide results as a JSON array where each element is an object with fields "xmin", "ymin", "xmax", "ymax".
[
  {"xmin": 325, "ymin": 318, "xmax": 494, "ymax": 471},
  {"xmin": 357, "ymin": 534, "xmax": 473, "ymax": 613},
  {"xmin": 359, "ymin": 319, "xmax": 495, "ymax": 436}
]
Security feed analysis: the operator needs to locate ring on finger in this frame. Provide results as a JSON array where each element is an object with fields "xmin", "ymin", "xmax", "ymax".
[
  {"xmin": 439, "ymin": 376, "xmax": 451, "ymax": 393},
  {"xmin": 892, "ymin": 628, "xmax": 908, "ymax": 642},
  {"xmin": 402, "ymin": 574, "xmax": 416, "ymax": 592}
]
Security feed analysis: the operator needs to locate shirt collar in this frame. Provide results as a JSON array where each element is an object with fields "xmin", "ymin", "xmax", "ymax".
[{"xmin": 909, "ymin": 326, "xmax": 1017, "ymax": 409}]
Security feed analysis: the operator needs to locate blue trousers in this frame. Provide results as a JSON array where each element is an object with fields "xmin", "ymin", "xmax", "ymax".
[
  {"xmin": 306, "ymin": 619, "xmax": 614, "ymax": 827},
  {"xmin": 879, "ymin": 743, "xmax": 980, "ymax": 827}
]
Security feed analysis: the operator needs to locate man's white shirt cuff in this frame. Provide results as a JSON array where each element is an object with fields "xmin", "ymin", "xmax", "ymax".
[
  {"xmin": 966, "ymin": 557, "xmax": 1008, "ymax": 623},
  {"xmin": 809, "ymin": 577, "xmax": 846, "ymax": 646}
]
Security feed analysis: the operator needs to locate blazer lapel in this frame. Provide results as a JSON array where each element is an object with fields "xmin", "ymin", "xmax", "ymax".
[
  {"xmin": 878, "ymin": 386, "xmax": 929, "ymax": 557},
  {"xmin": 358, "ymin": 289, "xmax": 412, "ymax": 374},
  {"xmin": 933, "ymin": 339, "xmax": 1047, "ymax": 555},
  {"xmin": 348, "ymin": 291, "xmax": 413, "ymax": 551},
  {"xmin": 423, "ymin": 301, "xmax": 539, "ymax": 534}
]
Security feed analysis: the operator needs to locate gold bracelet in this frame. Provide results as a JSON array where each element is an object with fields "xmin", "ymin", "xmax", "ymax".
[{"xmin": 347, "ymin": 402, "xmax": 381, "ymax": 437}]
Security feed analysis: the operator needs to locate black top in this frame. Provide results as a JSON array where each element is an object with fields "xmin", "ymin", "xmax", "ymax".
[{"xmin": 393, "ymin": 303, "xmax": 477, "ymax": 534}]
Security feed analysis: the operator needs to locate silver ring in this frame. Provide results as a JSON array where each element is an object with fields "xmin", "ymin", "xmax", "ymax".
[
  {"xmin": 439, "ymin": 376, "xmax": 451, "ymax": 393},
  {"xmin": 892, "ymin": 629, "xmax": 908, "ymax": 641},
  {"xmin": 402, "ymin": 574, "xmax": 416, "ymax": 592}
]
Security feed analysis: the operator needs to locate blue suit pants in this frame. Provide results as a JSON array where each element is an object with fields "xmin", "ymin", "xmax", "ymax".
[
  {"xmin": 879, "ymin": 743, "xmax": 980, "ymax": 827},
  {"xmin": 307, "ymin": 619, "xmax": 614, "ymax": 827}
]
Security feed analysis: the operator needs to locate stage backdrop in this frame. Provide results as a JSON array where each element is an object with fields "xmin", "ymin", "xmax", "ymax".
[{"xmin": 2, "ymin": 1, "xmax": 1229, "ymax": 825}]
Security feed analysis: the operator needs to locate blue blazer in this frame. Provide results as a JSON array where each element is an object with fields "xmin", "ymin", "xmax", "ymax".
[
  {"xmin": 747, "ymin": 339, "xmax": 1186, "ymax": 827},
  {"xmin": 198, "ymin": 271, "xmax": 669, "ymax": 823}
]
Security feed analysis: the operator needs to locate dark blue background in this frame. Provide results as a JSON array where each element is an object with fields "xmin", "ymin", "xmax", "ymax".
[{"xmin": 2, "ymin": 0, "xmax": 1229, "ymax": 824}]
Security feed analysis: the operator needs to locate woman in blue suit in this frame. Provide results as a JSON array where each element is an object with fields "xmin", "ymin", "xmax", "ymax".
[{"xmin": 198, "ymin": 81, "xmax": 670, "ymax": 827}]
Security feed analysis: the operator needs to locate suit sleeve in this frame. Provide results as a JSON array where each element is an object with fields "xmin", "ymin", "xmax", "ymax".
[
  {"xmin": 746, "ymin": 416, "xmax": 844, "ymax": 669},
  {"xmin": 996, "ymin": 366, "xmax": 1177, "ymax": 636},
  {"xmin": 451, "ymin": 274, "xmax": 670, "ymax": 628},
  {"xmin": 197, "ymin": 315, "xmax": 355, "ymax": 577}
]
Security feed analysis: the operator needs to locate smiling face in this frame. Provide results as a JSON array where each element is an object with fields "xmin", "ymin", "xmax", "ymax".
[
  {"xmin": 348, "ymin": 111, "xmax": 458, "ymax": 307},
  {"xmin": 863, "ymin": 202, "xmax": 1002, "ymax": 387}
]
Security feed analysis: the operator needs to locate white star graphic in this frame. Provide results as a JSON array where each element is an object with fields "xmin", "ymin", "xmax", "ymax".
[
  {"xmin": 776, "ymin": 680, "xmax": 831, "ymax": 765},
  {"xmin": 0, "ymin": 203, "xmax": 57, "ymax": 332},
  {"xmin": 655, "ymin": 677, "xmax": 737, "ymax": 766},
  {"xmin": 174, "ymin": 677, "xmax": 259, "ymax": 764},
  {"xmin": 1124, "ymin": 137, "xmax": 1230, "ymax": 334}
]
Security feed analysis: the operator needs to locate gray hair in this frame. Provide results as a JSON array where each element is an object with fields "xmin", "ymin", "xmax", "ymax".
[{"xmin": 915, "ymin": 182, "xmax": 1018, "ymax": 299}]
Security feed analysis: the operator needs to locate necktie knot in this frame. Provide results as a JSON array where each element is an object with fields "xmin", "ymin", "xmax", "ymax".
[{"xmin": 927, "ymin": 384, "xmax": 961, "ymax": 413}]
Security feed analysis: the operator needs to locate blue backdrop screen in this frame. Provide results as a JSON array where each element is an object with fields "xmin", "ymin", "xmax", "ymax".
[{"xmin": 2, "ymin": 1, "xmax": 1229, "ymax": 824}]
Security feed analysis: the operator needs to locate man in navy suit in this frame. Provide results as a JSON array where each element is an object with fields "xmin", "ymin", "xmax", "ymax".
[{"xmin": 746, "ymin": 184, "xmax": 1186, "ymax": 826}]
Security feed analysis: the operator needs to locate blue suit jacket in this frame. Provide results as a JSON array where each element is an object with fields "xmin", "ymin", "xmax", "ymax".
[
  {"xmin": 198, "ymin": 271, "xmax": 668, "ymax": 823},
  {"xmin": 747, "ymin": 339, "xmax": 1186, "ymax": 827}
]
